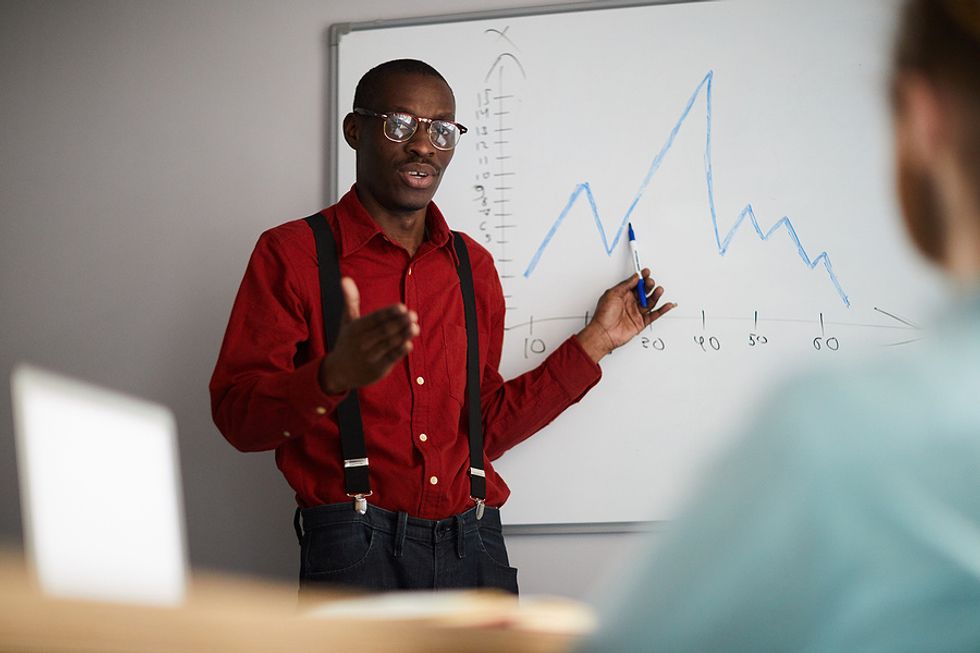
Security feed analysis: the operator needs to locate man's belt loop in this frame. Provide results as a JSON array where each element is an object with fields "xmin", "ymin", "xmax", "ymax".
[
  {"xmin": 293, "ymin": 507, "xmax": 304, "ymax": 545},
  {"xmin": 393, "ymin": 511, "xmax": 409, "ymax": 558},
  {"xmin": 455, "ymin": 515, "xmax": 466, "ymax": 559}
]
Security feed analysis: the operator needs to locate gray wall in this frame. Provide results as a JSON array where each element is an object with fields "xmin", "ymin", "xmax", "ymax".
[{"xmin": 0, "ymin": 0, "xmax": 649, "ymax": 602}]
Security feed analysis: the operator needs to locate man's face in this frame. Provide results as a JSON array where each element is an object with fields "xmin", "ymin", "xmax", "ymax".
[{"xmin": 346, "ymin": 72, "xmax": 457, "ymax": 216}]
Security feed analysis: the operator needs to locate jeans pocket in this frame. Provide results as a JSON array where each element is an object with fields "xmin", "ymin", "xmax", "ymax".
[
  {"xmin": 302, "ymin": 520, "xmax": 375, "ymax": 576},
  {"xmin": 474, "ymin": 526, "xmax": 519, "ymax": 594},
  {"xmin": 475, "ymin": 525, "xmax": 515, "ymax": 570}
]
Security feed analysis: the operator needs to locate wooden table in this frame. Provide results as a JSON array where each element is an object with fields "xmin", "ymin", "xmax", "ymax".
[{"xmin": 0, "ymin": 552, "xmax": 594, "ymax": 653}]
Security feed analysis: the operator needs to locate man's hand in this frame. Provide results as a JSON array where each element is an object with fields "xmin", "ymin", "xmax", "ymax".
[
  {"xmin": 318, "ymin": 277, "xmax": 420, "ymax": 394},
  {"xmin": 575, "ymin": 268, "xmax": 676, "ymax": 363}
]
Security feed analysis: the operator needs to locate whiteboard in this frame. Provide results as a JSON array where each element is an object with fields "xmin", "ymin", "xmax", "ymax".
[{"xmin": 331, "ymin": 0, "xmax": 947, "ymax": 525}]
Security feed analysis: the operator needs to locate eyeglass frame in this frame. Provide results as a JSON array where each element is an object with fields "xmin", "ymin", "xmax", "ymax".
[{"xmin": 352, "ymin": 107, "xmax": 468, "ymax": 151}]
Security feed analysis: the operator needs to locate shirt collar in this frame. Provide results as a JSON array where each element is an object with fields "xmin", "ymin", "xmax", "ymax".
[{"xmin": 335, "ymin": 185, "xmax": 457, "ymax": 264}]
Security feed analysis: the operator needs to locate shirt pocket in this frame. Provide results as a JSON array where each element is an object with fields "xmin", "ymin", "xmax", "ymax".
[{"xmin": 442, "ymin": 323, "xmax": 468, "ymax": 406}]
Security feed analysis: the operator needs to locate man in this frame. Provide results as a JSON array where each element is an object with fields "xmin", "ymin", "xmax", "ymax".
[
  {"xmin": 210, "ymin": 59, "xmax": 675, "ymax": 593},
  {"xmin": 580, "ymin": 1, "xmax": 980, "ymax": 650}
]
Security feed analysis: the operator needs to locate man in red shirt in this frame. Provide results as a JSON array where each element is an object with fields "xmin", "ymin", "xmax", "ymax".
[{"xmin": 210, "ymin": 59, "xmax": 675, "ymax": 593}]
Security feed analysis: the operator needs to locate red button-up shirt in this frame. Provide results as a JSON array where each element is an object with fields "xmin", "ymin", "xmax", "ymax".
[{"xmin": 210, "ymin": 188, "xmax": 601, "ymax": 518}]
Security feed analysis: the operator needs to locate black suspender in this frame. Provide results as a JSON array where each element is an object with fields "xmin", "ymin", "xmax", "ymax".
[
  {"xmin": 452, "ymin": 232, "xmax": 487, "ymax": 519},
  {"xmin": 305, "ymin": 214, "xmax": 372, "ymax": 511},
  {"xmin": 305, "ymin": 214, "xmax": 486, "ymax": 518}
]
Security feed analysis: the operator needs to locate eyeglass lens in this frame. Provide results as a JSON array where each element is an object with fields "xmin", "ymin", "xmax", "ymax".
[{"xmin": 384, "ymin": 113, "xmax": 460, "ymax": 150}]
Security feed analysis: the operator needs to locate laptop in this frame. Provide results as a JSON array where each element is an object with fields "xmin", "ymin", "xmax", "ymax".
[{"xmin": 11, "ymin": 364, "xmax": 188, "ymax": 605}]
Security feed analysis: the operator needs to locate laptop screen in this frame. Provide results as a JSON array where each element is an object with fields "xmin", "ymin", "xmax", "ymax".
[{"xmin": 11, "ymin": 364, "xmax": 187, "ymax": 605}]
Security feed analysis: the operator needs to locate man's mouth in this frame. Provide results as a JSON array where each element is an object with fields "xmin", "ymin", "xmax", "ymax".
[{"xmin": 399, "ymin": 164, "xmax": 439, "ymax": 190}]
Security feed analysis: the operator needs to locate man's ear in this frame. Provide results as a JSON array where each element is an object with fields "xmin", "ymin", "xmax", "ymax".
[
  {"xmin": 898, "ymin": 73, "xmax": 947, "ymax": 167},
  {"xmin": 343, "ymin": 112, "xmax": 359, "ymax": 151}
]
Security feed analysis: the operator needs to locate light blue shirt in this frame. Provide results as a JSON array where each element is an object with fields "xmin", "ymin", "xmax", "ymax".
[{"xmin": 580, "ymin": 293, "xmax": 980, "ymax": 653}]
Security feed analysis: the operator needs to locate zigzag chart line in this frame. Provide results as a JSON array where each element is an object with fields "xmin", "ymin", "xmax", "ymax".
[{"xmin": 522, "ymin": 70, "xmax": 851, "ymax": 307}]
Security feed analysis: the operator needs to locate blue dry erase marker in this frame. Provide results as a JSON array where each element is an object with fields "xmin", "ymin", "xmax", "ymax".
[{"xmin": 627, "ymin": 223, "xmax": 648, "ymax": 309}]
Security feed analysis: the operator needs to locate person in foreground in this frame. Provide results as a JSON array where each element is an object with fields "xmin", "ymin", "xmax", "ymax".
[
  {"xmin": 210, "ymin": 59, "xmax": 675, "ymax": 594},
  {"xmin": 579, "ymin": 1, "xmax": 980, "ymax": 651}
]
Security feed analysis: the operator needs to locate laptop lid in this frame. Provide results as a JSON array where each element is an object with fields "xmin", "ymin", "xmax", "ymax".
[{"xmin": 11, "ymin": 364, "xmax": 188, "ymax": 605}]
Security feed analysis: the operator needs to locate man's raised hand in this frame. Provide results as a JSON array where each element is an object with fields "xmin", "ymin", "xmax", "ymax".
[
  {"xmin": 575, "ymin": 268, "xmax": 676, "ymax": 363},
  {"xmin": 318, "ymin": 277, "xmax": 419, "ymax": 394}
]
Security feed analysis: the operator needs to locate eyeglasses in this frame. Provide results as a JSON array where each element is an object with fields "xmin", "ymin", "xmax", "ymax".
[{"xmin": 353, "ymin": 108, "xmax": 468, "ymax": 151}]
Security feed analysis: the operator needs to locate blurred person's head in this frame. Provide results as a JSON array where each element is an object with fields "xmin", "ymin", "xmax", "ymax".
[{"xmin": 892, "ymin": 0, "xmax": 980, "ymax": 279}]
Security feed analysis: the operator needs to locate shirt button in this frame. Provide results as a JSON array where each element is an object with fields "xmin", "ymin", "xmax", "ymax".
[
  {"xmin": 283, "ymin": 431, "xmax": 291, "ymax": 438},
  {"xmin": 429, "ymin": 476, "xmax": 438, "ymax": 485},
  {"xmin": 316, "ymin": 406, "xmax": 327, "ymax": 415},
  {"xmin": 419, "ymin": 433, "xmax": 428, "ymax": 442},
  {"xmin": 416, "ymin": 376, "xmax": 425, "ymax": 386}
]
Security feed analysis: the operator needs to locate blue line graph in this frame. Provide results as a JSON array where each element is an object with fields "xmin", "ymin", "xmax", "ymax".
[{"xmin": 523, "ymin": 70, "xmax": 851, "ymax": 307}]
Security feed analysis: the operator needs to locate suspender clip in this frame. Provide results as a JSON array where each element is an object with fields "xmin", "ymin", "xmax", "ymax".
[
  {"xmin": 347, "ymin": 491, "xmax": 372, "ymax": 514},
  {"xmin": 469, "ymin": 467, "xmax": 486, "ymax": 520}
]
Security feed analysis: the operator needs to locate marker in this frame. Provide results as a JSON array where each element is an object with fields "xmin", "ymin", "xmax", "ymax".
[{"xmin": 627, "ymin": 223, "xmax": 647, "ymax": 308}]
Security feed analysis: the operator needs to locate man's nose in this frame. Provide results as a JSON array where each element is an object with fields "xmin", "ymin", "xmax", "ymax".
[{"xmin": 405, "ymin": 124, "xmax": 435, "ymax": 157}]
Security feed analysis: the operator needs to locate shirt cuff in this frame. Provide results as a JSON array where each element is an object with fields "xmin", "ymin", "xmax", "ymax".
[
  {"xmin": 552, "ymin": 336, "xmax": 603, "ymax": 401},
  {"xmin": 284, "ymin": 356, "xmax": 348, "ymax": 426}
]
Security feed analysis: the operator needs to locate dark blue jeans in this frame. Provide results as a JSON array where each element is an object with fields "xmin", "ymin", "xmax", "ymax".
[{"xmin": 295, "ymin": 503, "xmax": 519, "ymax": 594}]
